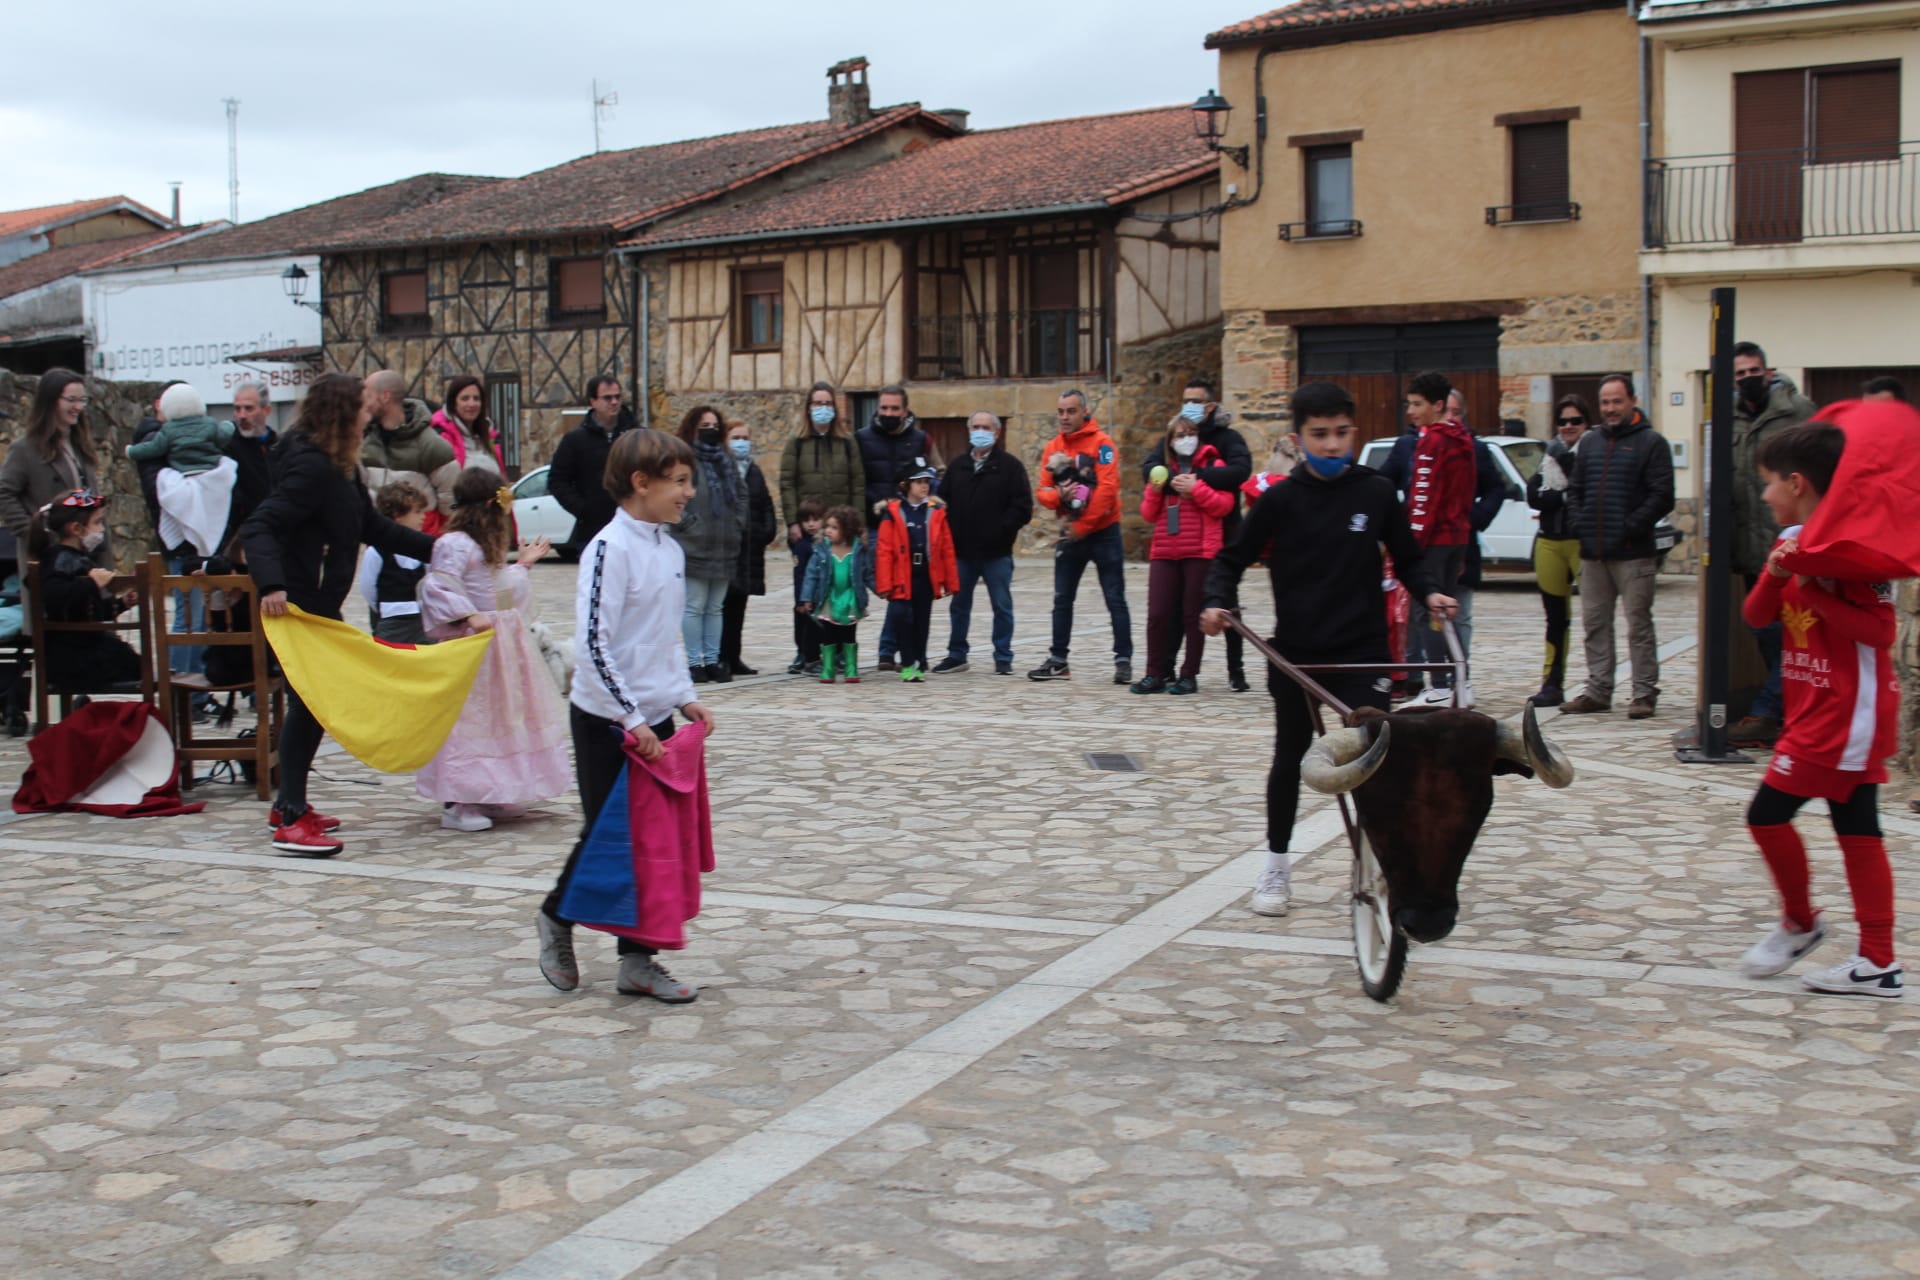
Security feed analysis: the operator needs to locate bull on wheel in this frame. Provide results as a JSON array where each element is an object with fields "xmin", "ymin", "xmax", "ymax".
[{"xmin": 1230, "ymin": 617, "xmax": 1575, "ymax": 1002}]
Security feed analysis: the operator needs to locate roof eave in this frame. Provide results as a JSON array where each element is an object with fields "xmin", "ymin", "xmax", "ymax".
[
  {"xmin": 1205, "ymin": 0, "xmax": 1621, "ymax": 49},
  {"xmin": 619, "ymin": 201, "xmax": 1114, "ymax": 255}
]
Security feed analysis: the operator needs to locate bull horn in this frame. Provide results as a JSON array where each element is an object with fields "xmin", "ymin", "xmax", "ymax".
[
  {"xmin": 1300, "ymin": 723, "xmax": 1391, "ymax": 795},
  {"xmin": 1495, "ymin": 702, "xmax": 1575, "ymax": 789}
]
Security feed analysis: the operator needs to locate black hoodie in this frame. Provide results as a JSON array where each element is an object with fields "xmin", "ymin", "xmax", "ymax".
[{"xmin": 1204, "ymin": 463, "xmax": 1437, "ymax": 662}]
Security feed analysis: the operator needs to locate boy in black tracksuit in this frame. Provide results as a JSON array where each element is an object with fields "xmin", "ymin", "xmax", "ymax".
[{"xmin": 1202, "ymin": 382, "xmax": 1456, "ymax": 917}]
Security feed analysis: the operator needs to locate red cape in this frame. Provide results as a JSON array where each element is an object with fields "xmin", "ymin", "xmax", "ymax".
[
  {"xmin": 13, "ymin": 702, "xmax": 204, "ymax": 818},
  {"xmin": 1785, "ymin": 399, "xmax": 1920, "ymax": 581}
]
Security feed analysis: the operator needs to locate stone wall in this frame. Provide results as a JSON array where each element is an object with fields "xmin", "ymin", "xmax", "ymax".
[
  {"xmin": 1220, "ymin": 309, "xmax": 1295, "ymax": 432},
  {"xmin": 1899, "ymin": 581, "xmax": 1920, "ymax": 781},
  {"xmin": 0, "ymin": 371, "xmax": 166, "ymax": 569},
  {"xmin": 1497, "ymin": 289, "xmax": 1643, "ymax": 433}
]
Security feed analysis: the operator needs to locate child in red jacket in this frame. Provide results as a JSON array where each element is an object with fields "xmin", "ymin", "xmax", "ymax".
[
  {"xmin": 1135, "ymin": 416, "xmax": 1237, "ymax": 695},
  {"xmin": 1738, "ymin": 421, "xmax": 1902, "ymax": 998},
  {"xmin": 1402, "ymin": 371, "xmax": 1477, "ymax": 708},
  {"xmin": 875, "ymin": 461, "xmax": 958, "ymax": 683}
]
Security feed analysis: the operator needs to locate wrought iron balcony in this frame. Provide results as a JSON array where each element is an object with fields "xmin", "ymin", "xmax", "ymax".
[
  {"xmin": 1486, "ymin": 202, "xmax": 1580, "ymax": 226},
  {"xmin": 1644, "ymin": 143, "xmax": 1920, "ymax": 248},
  {"xmin": 1278, "ymin": 219, "xmax": 1363, "ymax": 241},
  {"xmin": 909, "ymin": 307, "xmax": 1106, "ymax": 381}
]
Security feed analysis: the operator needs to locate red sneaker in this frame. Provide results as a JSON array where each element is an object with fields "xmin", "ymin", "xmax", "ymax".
[
  {"xmin": 271, "ymin": 811, "xmax": 344, "ymax": 857},
  {"xmin": 268, "ymin": 806, "xmax": 339, "ymax": 831}
]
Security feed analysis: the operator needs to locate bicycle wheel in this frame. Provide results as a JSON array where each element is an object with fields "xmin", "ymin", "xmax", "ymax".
[{"xmin": 1351, "ymin": 827, "xmax": 1408, "ymax": 1002}]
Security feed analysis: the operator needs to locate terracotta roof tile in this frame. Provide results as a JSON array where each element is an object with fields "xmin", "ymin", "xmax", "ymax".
[
  {"xmin": 625, "ymin": 107, "xmax": 1217, "ymax": 249},
  {"xmin": 1206, "ymin": 0, "xmax": 1569, "ymax": 46},
  {"xmin": 118, "ymin": 174, "xmax": 500, "ymax": 269},
  {"xmin": 0, "ymin": 228, "xmax": 196, "ymax": 302},
  {"xmin": 310, "ymin": 105, "xmax": 956, "ymax": 253},
  {"xmin": 0, "ymin": 196, "xmax": 171, "ymax": 241}
]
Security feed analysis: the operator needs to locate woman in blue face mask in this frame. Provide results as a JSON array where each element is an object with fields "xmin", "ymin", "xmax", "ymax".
[{"xmin": 720, "ymin": 420, "xmax": 779, "ymax": 678}]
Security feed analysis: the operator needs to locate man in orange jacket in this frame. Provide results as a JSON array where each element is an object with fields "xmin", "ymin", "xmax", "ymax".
[{"xmin": 1028, "ymin": 389, "xmax": 1134, "ymax": 684}]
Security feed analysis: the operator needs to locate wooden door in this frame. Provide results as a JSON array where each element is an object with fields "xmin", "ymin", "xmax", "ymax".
[
  {"xmin": 1734, "ymin": 69, "xmax": 1805, "ymax": 244},
  {"xmin": 1027, "ymin": 250, "xmax": 1078, "ymax": 376}
]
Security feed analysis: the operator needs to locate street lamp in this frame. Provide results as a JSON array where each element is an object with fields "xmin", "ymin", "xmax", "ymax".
[
  {"xmin": 281, "ymin": 263, "xmax": 323, "ymax": 313},
  {"xmin": 1191, "ymin": 89, "xmax": 1249, "ymax": 169}
]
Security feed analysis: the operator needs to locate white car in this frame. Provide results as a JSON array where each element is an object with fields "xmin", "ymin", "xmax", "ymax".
[{"xmin": 511, "ymin": 466, "xmax": 577, "ymax": 560}]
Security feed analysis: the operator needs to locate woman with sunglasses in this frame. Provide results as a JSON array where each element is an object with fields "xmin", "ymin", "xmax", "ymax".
[
  {"xmin": 1526, "ymin": 393, "xmax": 1593, "ymax": 706},
  {"xmin": 0, "ymin": 369, "xmax": 112, "ymax": 567}
]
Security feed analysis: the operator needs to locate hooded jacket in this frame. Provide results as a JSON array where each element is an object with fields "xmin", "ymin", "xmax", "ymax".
[
  {"xmin": 778, "ymin": 425, "xmax": 863, "ymax": 523},
  {"xmin": 125, "ymin": 413, "xmax": 235, "ymax": 475},
  {"xmin": 1141, "ymin": 442, "xmax": 1236, "ymax": 559},
  {"xmin": 1139, "ymin": 409, "xmax": 1253, "ymax": 528},
  {"xmin": 430, "ymin": 408, "xmax": 507, "ymax": 476},
  {"xmin": 548, "ymin": 406, "xmax": 635, "ymax": 549},
  {"xmin": 798, "ymin": 534, "xmax": 874, "ymax": 618},
  {"xmin": 874, "ymin": 497, "xmax": 959, "ymax": 600},
  {"xmin": 1731, "ymin": 374, "xmax": 1817, "ymax": 578},
  {"xmin": 1405, "ymin": 419, "xmax": 1476, "ymax": 548},
  {"xmin": 856, "ymin": 411, "xmax": 939, "ymax": 512},
  {"xmin": 1566, "ymin": 408, "xmax": 1675, "ymax": 562},
  {"xmin": 361, "ymin": 397, "xmax": 459, "ymax": 529},
  {"xmin": 1035, "ymin": 419, "xmax": 1121, "ymax": 535},
  {"xmin": 937, "ymin": 445, "xmax": 1033, "ymax": 561}
]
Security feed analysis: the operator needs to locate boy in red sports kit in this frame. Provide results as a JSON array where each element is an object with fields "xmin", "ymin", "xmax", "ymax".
[{"xmin": 1738, "ymin": 421, "xmax": 1902, "ymax": 997}]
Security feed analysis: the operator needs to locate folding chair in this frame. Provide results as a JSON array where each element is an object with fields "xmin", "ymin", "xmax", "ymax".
[
  {"xmin": 147, "ymin": 553, "xmax": 283, "ymax": 800},
  {"xmin": 25, "ymin": 557, "xmax": 155, "ymax": 735}
]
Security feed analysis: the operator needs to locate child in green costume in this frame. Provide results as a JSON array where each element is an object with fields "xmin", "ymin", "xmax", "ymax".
[{"xmin": 797, "ymin": 505, "xmax": 873, "ymax": 684}]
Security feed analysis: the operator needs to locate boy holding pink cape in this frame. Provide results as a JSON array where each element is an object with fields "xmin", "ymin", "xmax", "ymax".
[{"xmin": 537, "ymin": 428, "xmax": 715, "ymax": 1002}]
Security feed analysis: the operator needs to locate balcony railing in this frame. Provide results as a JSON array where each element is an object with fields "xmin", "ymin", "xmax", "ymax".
[
  {"xmin": 1278, "ymin": 219, "xmax": 1363, "ymax": 241},
  {"xmin": 910, "ymin": 307, "xmax": 1106, "ymax": 381},
  {"xmin": 1645, "ymin": 143, "xmax": 1920, "ymax": 248},
  {"xmin": 1486, "ymin": 201, "xmax": 1580, "ymax": 226}
]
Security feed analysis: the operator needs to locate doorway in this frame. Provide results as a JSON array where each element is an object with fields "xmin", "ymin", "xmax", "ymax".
[{"xmin": 1296, "ymin": 319, "xmax": 1501, "ymax": 443}]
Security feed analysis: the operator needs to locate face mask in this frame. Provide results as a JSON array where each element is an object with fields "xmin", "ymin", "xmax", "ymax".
[
  {"xmin": 809, "ymin": 405, "xmax": 835, "ymax": 427},
  {"xmin": 80, "ymin": 529, "xmax": 106, "ymax": 552},
  {"xmin": 1303, "ymin": 451, "xmax": 1352, "ymax": 479},
  {"xmin": 1737, "ymin": 375, "xmax": 1767, "ymax": 405},
  {"xmin": 1180, "ymin": 402, "xmax": 1206, "ymax": 424},
  {"xmin": 729, "ymin": 438, "xmax": 751, "ymax": 459},
  {"xmin": 968, "ymin": 428, "xmax": 996, "ymax": 451},
  {"xmin": 1172, "ymin": 436, "xmax": 1199, "ymax": 457},
  {"xmin": 698, "ymin": 426, "xmax": 723, "ymax": 446},
  {"xmin": 876, "ymin": 413, "xmax": 904, "ymax": 432}
]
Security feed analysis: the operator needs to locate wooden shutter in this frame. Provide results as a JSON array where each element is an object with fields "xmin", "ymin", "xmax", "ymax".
[
  {"xmin": 384, "ymin": 271, "xmax": 426, "ymax": 316},
  {"xmin": 555, "ymin": 259, "xmax": 603, "ymax": 314},
  {"xmin": 1510, "ymin": 122, "xmax": 1569, "ymax": 218},
  {"xmin": 1733, "ymin": 69, "xmax": 1806, "ymax": 243},
  {"xmin": 1812, "ymin": 65, "xmax": 1900, "ymax": 163}
]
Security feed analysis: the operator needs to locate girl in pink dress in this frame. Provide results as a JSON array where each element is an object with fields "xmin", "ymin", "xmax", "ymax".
[{"xmin": 418, "ymin": 467, "xmax": 569, "ymax": 831}]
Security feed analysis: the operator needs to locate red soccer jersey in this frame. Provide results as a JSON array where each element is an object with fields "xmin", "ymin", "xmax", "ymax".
[
  {"xmin": 1405, "ymin": 420, "xmax": 1475, "ymax": 548},
  {"xmin": 1743, "ymin": 529, "xmax": 1900, "ymax": 799}
]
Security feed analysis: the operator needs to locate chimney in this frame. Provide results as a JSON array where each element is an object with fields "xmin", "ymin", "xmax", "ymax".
[
  {"xmin": 827, "ymin": 57, "xmax": 871, "ymax": 128},
  {"xmin": 169, "ymin": 182, "xmax": 182, "ymax": 226},
  {"xmin": 935, "ymin": 108, "xmax": 970, "ymax": 133}
]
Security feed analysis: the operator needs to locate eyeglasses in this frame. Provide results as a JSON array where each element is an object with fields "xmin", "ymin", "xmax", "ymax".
[
  {"xmin": 1557, "ymin": 416, "xmax": 1586, "ymax": 426},
  {"xmin": 59, "ymin": 395, "xmax": 88, "ymax": 407}
]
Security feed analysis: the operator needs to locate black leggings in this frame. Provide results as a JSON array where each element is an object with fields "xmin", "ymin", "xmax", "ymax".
[
  {"xmin": 274, "ymin": 686, "xmax": 325, "ymax": 821},
  {"xmin": 1266, "ymin": 662, "xmax": 1390, "ymax": 852},
  {"xmin": 1747, "ymin": 782, "xmax": 1881, "ymax": 837},
  {"xmin": 543, "ymin": 704, "xmax": 672, "ymax": 955}
]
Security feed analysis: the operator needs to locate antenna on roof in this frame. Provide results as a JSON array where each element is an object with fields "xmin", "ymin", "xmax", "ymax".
[
  {"xmin": 168, "ymin": 182, "xmax": 182, "ymax": 226},
  {"xmin": 223, "ymin": 97, "xmax": 240, "ymax": 223},
  {"xmin": 592, "ymin": 80, "xmax": 619, "ymax": 153}
]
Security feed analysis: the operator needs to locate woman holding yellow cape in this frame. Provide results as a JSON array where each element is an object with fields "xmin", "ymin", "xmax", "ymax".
[{"xmin": 241, "ymin": 373, "xmax": 441, "ymax": 857}]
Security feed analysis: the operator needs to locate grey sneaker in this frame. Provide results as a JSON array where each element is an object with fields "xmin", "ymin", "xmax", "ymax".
[
  {"xmin": 1251, "ymin": 861, "xmax": 1291, "ymax": 917},
  {"xmin": 1027, "ymin": 658, "xmax": 1071, "ymax": 681},
  {"xmin": 616, "ymin": 954, "xmax": 699, "ymax": 1003},
  {"xmin": 1113, "ymin": 660, "xmax": 1133, "ymax": 686},
  {"xmin": 536, "ymin": 913, "xmax": 578, "ymax": 992}
]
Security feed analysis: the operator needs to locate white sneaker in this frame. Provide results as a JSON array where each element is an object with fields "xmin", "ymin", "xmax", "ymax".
[
  {"xmin": 1409, "ymin": 683, "xmax": 1474, "ymax": 710},
  {"xmin": 440, "ymin": 803, "xmax": 493, "ymax": 832},
  {"xmin": 1251, "ymin": 861, "xmax": 1291, "ymax": 916},
  {"xmin": 1802, "ymin": 955, "xmax": 1904, "ymax": 999},
  {"xmin": 1740, "ymin": 917, "xmax": 1825, "ymax": 978}
]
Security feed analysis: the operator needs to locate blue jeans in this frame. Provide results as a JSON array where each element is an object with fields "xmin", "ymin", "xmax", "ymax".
[
  {"xmin": 1050, "ymin": 525, "xmax": 1132, "ymax": 663},
  {"xmin": 166, "ymin": 554, "xmax": 208, "ymax": 690},
  {"xmin": 682, "ymin": 577, "xmax": 728, "ymax": 666},
  {"xmin": 947, "ymin": 556, "xmax": 1015, "ymax": 666},
  {"xmin": 1751, "ymin": 620, "xmax": 1783, "ymax": 720}
]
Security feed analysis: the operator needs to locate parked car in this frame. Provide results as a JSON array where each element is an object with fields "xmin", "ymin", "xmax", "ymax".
[
  {"xmin": 511, "ymin": 466, "xmax": 576, "ymax": 560},
  {"xmin": 1357, "ymin": 434, "xmax": 1679, "ymax": 570}
]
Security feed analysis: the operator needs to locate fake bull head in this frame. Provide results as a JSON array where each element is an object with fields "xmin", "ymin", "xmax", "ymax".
[{"xmin": 1301, "ymin": 703, "xmax": 1573, "ymax": 944}]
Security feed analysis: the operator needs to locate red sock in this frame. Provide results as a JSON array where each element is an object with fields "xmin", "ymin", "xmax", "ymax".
[
  {"xmin": 1749, "ymin": 823, "xmax": 1816, "ymax": 932},
  {"xmin": 1837, "ymin": 835, "xmax": 1897, "ymax": 968}
]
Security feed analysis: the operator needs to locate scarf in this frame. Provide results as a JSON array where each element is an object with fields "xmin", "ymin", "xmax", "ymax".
[{"xmin": 695, "ymin": 439, "xmax": 735, "ymax": 513}]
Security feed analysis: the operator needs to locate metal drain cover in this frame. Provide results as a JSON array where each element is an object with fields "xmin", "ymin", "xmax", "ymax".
[{"xmin": 1085, "ymin": 752, "xmax": 1143, "ymax": 773}]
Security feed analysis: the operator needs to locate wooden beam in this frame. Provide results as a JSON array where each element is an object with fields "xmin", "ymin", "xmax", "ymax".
[
  {"xmin": 1262, "ymin": 300, "xmax": 1525, "ymax": 327},
  {"xmin": 1287, "ymin": 129, "xmax": 1362, "ymax": 149},
  {"xmin": 1493, "ymin": 107, "xmax": 1581, "ymax": 128}
]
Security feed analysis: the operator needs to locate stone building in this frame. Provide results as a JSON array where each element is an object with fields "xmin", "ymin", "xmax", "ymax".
[
  {"xmin": 620, "ymin": 106, "xmax": 1221, "ymax": 552},
  {"xmin": 1204, "ymin": 0, "xmax": 1646, "ymax": 444},
  {"xmin": 309, "ymin": 62, "xmax": 960, "ymax": 471}
]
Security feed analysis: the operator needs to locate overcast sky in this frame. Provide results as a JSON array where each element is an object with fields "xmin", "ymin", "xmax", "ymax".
[{"xmin": 3, "ymin": 1, "xmax": 1261, "ymax": 227}]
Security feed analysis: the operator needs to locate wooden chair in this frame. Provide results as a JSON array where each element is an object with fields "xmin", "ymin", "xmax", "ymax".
[
  {"xmin": 25, "ymin": 556, "xmax": 155, "ymax": 735},
  {"xmin": 147, "ymin": 554, "xmax": 283, "ymax": 799}
]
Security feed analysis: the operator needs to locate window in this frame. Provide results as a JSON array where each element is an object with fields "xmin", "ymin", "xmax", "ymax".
[
  {"xmin": 1509, "ymin": 121, "xmax": 1571, "ymax": 220},
  {"xmin": 1305, "ymin": 145, "xmax": 1354, "ymax": 236},
  {"xmin": 1811, "ymin": 65, "xmax": 1900, "ymax": 164},
  {"xmin": 550, "ymin": 257, "xmax": 605, "ymax": 322},
  {"xmin": 733, "ymin": 265, "xmax": 783, "ymax": 352},
  {"xmin": 1733, "ymin": 62, "xmax": 1900, "ymax": 244},
  {"xmin": 381, "ymin": 271, "xmax": 428, "ymax": 334}
]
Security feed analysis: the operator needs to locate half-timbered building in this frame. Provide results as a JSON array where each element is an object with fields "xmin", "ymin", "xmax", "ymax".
[{"xmin": 621, "ymin": 106, "xmax": 1221, "ymax": 550}]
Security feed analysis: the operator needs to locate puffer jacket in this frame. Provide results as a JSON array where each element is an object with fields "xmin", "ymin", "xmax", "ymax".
[
  {"xmin": 125, "ymin": 413, "xmax": 234, "ymax": 475},
  {"xmin": 361, "ymin": 397, "xmax": 459, "ymax": 529},
  {"xmin": 1526, "ymin": 436, "xmax": 1578, "ymax": 541},
  {"xmin": 1566, "ymin": 409, "xmax": 1675, "ymax": 561},
  {"xmin": 1730, "ymin": 375, "xmax": 1816, "ymax": 578},
  {"xmin": 874, "ymin": 498, "xmax": 959, "ymax": 601},
  {"xmin": 1141, "ymin": 443, "xmax": 1236, "ymax": 559},
  {"xmin": 1139, "ymin": 409, "xmax": 1253, "ymax": 533},
  {"xmin": 778, "ymin": 428, "xmax": 863, "ymax": 524},
  {"xmin": 856, "ymin": 412, "xmax": 939, "ymax": 512},
  {"xmin": 669, "ymin": 444, "xmax": 746, "ymax": 579}
]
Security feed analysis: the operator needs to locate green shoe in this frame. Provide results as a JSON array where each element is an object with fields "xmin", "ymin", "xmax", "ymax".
[
  {"xmin": 900, "ymin": 664, "xmax": 924, "ymax": 683},
  {"xmin": 818, "ymin": 644, "xmax": 840, "ymax": 683},
  {"xmin": 844, "ymin": 644, "xmax": 861, "ymax": 683}
]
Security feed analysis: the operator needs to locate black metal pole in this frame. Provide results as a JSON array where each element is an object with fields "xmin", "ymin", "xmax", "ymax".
[{"xmin": 1678, "ymin": 286, "xmax": 1742, "ymax": 763}]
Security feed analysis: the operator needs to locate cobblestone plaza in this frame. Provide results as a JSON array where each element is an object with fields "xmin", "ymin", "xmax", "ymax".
[{"xmin": 3, "ymin": 562, "xmax": 1916, "ymax": 1279}]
